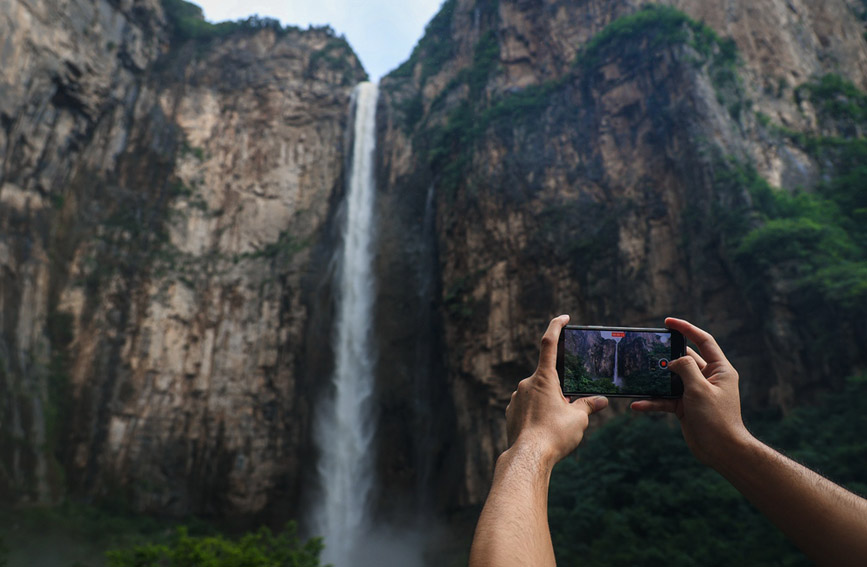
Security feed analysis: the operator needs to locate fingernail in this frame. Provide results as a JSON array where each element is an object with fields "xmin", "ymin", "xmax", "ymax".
[{"xmin": 593, "ymin": 396, "xmax": 609, "ymax": 410}]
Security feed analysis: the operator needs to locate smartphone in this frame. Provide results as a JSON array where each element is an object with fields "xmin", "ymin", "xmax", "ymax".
[{"xmin": 557, "ymin": 325, "xmax": 685, "ymax": 398}]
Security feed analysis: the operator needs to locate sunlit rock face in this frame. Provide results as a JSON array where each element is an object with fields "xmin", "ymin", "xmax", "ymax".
[
  {"xmin": 376, "ymin": 0, "xmax": 867, "ymax": 509},
  {"xmin": 0, "ymin": 0, "xmax": 365, "ymax": 519}
]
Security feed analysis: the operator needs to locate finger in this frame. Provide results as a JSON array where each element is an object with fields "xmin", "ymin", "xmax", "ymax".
[
  {"xmin": 686, "ymin": 346, "xmax": 707, "ymax": 371},
  {"xmin": 631, "ymin": 399, "xmax": 677, "ymax": 413},
  {"xmin": 537, "ymin": 314, "xmax": 570, "ymax": 372},
  {"xmin": 665, "ymin": 317, "xmax": 727, "ymax": 365},
  {"xmin": 571, "ymin": 395, "xmax": 608, "ymax": 415},
  {"xmin": 668, "ymin": 355, "xmax": 710, "ymax": 395}
]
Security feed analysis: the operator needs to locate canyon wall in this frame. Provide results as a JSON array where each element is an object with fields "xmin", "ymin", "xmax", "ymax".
[
  {"xmin": 0, "ymin": 0, "xmax": 365, "ymax": 521},
  {"xmin": 376, "ymin": 0, "xmax": 867, "ymax": 509}
]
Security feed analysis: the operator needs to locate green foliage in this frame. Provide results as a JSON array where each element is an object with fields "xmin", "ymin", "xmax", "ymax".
[
  {"xmin": 549, "ymin": 373, "xmax": 867, "ymax": 567},
  {"xmin": 468, "ymin": 30, "xmax": 500, "ymax": 99},
  {"xmin": 308, "ymin": 37, "xmax": 364, "ymax": 85},
  {"xmin": 389, "ymin": 0, "xmax": 457, "ymax": 82},
  {"xmin": 564, "ymin": 352, "xmax": 618, "ymax": 395},
  {"xmin": 0, "ymin": 501, "xmax": 203, "ymax": 563},
  {"xmin": 800, "ymin": 73, "xmax": 867, "ymax": 124},
  {"xmin": 244, "ymin": 231, "xmax": 308, "ymax": 260},
  {"xmin": 443, "ymin": 272, "xmax": 479, "ymax": 320},
  {"xmin": 619, "ymin": 342, "xmax": 671, "ymax": 397},
  {"xmin": 105, "ymin": 522, "xmax": 323, "ymax": 567},
  {"xmin": 576, "ymin": 4, "xmax": 737, "ymax": 74},
  {"xmin": 719, "ymin": 76, "xmax": 867, "ymax": 318},
  {"xmin": 160, "ymin": 0, "xmax": 293, "ymax": 42},
  {"xmin": 423, "ymin": 5, "xmax": 741, "ymax": 201},
  {"xmin": 181, "ymin": 141, "xmax": 206, "ymax": 161}
]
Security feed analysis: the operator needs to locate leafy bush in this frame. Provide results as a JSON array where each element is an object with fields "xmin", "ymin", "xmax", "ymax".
[
  {"xmin": 106, "ymin": 522, "xmax": 323, "ymax": 567},
  {"xmin": 388, "ymin": 0, "xmax": 457, "ymax": 82},
  {"xmin": 550, "ymin": 373, "xmax": 867, "ymax": 566},
  {"xmin": 722, "ymin": 75, "xmax": 867, "ymax": 319},
  {"xmin": 160, "ymin": 0, "xmax": 293, "ymax": 42},
  {"xmin": 576, "ymin": 4, "xmax": 737, "ymax": 74},
  {"xmin": 800, "ymin": 73, "xmax": 867, "ymax": 124}
]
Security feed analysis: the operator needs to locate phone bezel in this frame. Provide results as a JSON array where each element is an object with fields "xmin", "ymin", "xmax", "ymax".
[{"xmin": 556, "ymin": 325, "xmax": 685, "ymax": 398}]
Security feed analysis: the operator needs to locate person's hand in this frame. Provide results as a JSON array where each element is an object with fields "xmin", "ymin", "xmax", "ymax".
[
  {"xmin": 631, "ymin": 317, "xmax": 753, "ymax": 467},
  {"xmin": 505, "ymin": 314, "xmax": 609, "ymax": 467}
]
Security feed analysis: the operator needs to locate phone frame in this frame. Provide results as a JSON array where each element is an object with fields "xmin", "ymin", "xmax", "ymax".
[{"xmin": 556, "ymin": 325, "xmax": 685, "ymax": 398}]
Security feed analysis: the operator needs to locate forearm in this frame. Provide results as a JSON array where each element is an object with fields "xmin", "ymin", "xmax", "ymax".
[
  {"xmin": 715, "ymin": 434, "xmax": 867, "ymax": 565},
  {"xmin": 468, "ymin": 444, "xmax": 556, "ymax": 567}
]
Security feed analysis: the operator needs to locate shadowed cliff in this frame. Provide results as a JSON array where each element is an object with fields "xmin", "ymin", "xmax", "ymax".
[{"xmin": 376, "ymin": 0, "xmax": 867, "ymax": 510}]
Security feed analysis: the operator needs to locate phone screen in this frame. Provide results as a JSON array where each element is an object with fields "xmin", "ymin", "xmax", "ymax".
[{"xmin": 557, "ymin": 326, "xmax": 684, "ymax": 398}]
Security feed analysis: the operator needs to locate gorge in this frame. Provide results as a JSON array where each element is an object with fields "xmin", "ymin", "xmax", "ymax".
[{"xmin": 1, "ymin": 0, "xmax": 866, "ymax": 564}]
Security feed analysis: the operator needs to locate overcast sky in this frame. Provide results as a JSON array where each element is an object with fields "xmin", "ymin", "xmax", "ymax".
[{"xmin": 195, "ymin": 0, "xmax": 445, "ymax": 80}]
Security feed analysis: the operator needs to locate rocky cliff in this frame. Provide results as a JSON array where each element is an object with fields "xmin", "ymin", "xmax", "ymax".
[
  {"xmin": 0, "ymin": 0, "xmax": 365, "ymax": 521},
  {"xmin": 377, "ymin": 0, "xmax": 867, "ymax": 510}
]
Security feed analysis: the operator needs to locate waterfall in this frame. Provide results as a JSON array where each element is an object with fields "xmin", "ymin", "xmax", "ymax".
[{"xmin": 312, "ymin": 81, "xmax": 379, "ymax": 566}]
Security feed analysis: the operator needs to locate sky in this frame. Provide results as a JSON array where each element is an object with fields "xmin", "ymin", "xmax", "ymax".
[{"xmin": 194, "ymin": 0, "xmax": 445, "ymax": 80}]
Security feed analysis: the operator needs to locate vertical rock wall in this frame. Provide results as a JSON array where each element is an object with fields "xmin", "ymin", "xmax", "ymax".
[
  {"xmin": 376, "ymin": 0, "xmax": 867, "ymax": 509},
  {"xmin": 0, "ymin": 0, "xmax": 366, "ymax": 521}
]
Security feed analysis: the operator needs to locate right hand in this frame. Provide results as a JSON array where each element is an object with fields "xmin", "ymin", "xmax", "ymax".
[
  {"xmin": 631, "ymin": 317, "xmax": 753, "ymax": 467},
  {"xmin": 505, "ymin": 315, "xmax": 609, "ymax": 468}
]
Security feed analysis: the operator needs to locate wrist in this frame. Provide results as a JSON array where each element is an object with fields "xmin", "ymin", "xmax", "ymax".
[
  {"xmin": 501, "ymin": 435, "xmax": 558, "ymax": 474},
  {"xmin": 703, "ymin": 425, "xmax": 759, "ymax": 472}
]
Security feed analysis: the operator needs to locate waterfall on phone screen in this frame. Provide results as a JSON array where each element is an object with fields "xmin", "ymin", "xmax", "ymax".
[{"xmin": 311, "ymin": 81, "xmax": 379, "ymax": 566}]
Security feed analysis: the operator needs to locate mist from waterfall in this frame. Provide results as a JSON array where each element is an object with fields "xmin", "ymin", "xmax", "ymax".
[{"xmin": 311, "ymin": 81, "xmax": 379, "ymax": 567}]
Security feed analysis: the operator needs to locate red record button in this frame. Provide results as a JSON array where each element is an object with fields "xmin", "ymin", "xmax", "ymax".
[{"xmin": 658, "ymin": 358, "xmax": 670, "ymax": 369}]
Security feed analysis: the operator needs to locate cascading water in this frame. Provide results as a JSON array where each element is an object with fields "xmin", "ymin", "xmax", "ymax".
[{"xmin": 311, "ymin": 81, "xmax": 379, "ymax": 566}]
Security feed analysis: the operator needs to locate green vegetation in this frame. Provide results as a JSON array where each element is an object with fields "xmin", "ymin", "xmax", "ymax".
[
  {"xmin": 619, "ymin": 342, "xmax": 671, "ymax": 396},
  {"xmin": 389, "ymin": 0, "xmax": 457, "ymax": 82},
  {"xmin": 422, "ymin": 5, "xmax": 743, "ymax": 201},
  {"xmin": 160, "ymin": 0, "xmax": 293, "ymax": 42},
  {"xmin": 549, "ymin": 373, "xmax": 867, "ymax": 566},
  {"xmin": 106, "ymin": 522, "xmax": 322, "ymax": 567},
  {"xmin": 180, "ymin": 141, "xmax": 207, "ymax": 162},
  {"xmin": 444, "ymin": 272, "xmax": 479, "ymax": 320},
  {"xmin": 245, "ymin": 231, "xmax": 309, "ymax": 261},
  {"xmin": 797, "ymin": 73, "xmax": 867, "ymax": 124},
  {"xmin": 308, "ymin": 36, "xmax": 365, "ymax": 85},
  {"xmin": 563, "ymin": 353, "xmax": 617, "ymax": 394},
  {"xmin": 724, "ymin": 75, "xmax": 867, "ymax": 320},
  {"xmin": 0, "ymin": 504, "xmax": 320, "ymax": 567},
  {"xmin": 574, "ymin": 4, "xmax": 743, "ymax": 118},
  {"xmin": 0, "ymin": 502, "xmax": 201, "ymax": 566},
  {"xmin": 576, "ymin": 4, "xmax": 736, "ymax": 70}
]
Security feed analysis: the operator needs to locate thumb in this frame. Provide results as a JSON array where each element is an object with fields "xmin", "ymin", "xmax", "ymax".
[
  {"xmin": 572, "ymin": 395, "xmax": 609, "ymax": 415},
  {"xmin": 669, "ymin": 356, "xmax": 708, "ymax": 395}
]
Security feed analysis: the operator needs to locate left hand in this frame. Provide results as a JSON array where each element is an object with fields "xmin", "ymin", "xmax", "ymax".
[{"xmin": 505, "ymin": 314, "xmax": 609, "ymax": 467}]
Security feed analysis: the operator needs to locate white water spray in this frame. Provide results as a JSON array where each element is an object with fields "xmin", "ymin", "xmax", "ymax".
[{"xmin": 312, "ymin": 81, "xmax": 379, "ymax": 566}]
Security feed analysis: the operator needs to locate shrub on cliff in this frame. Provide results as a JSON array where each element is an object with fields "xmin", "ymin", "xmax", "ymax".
[
  {"xmin": 160, "ymin": 0, "xmax": 293, "ymax": 42},
  {"xmin": 105, "ymin": 522, "xmax": 323, "ymax": 567}
]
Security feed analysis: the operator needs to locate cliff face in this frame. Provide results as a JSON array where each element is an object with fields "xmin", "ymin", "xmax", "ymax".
[
  {"xmin": 377, "ymin": 0, "xmax": 867, "ymax": 509},
  {"xmin": 0, "ymin": 0, "xmax": 365, "ymax": 519}
]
